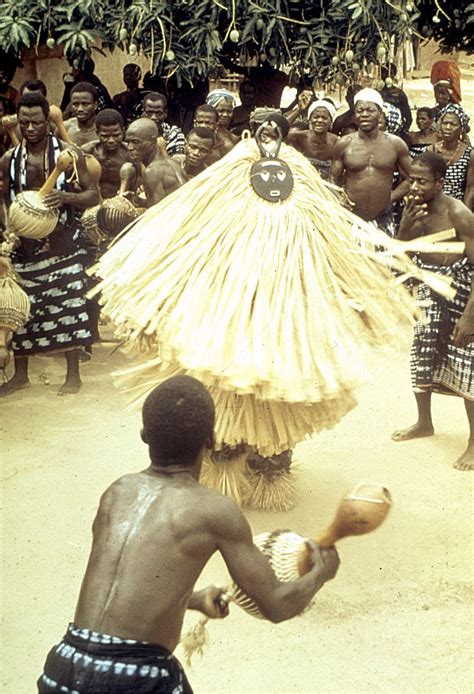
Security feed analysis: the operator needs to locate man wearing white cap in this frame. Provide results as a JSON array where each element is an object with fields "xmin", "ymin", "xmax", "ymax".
[
  {"xmin": 288, "ymin": 99, "xmax": 338, "ymax": 180},
  {"xmin": 331, "ymin": 87, "xmax": 411, "ymax": 234}
]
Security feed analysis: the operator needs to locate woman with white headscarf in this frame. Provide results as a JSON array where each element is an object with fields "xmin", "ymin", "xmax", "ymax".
[{"xmin": 287, "ymin": 99, "xmax": 338, "ymax": 180}]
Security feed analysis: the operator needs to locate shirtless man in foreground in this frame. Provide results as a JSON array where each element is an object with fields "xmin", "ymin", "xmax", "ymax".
[
  {"xmin": 37, "ymin": 375, "xmax": 339, "ymax": 692},
  {"xmin": 391, "ymin": 151, "xmax": 474, "ymax": 470},
  {"xmin": 331, "ymin": 87, "xmax": 411, "ymax": 235},
  {"xmin": 125, "ymin": 118, "xmax": 184, "ymax": 206}
]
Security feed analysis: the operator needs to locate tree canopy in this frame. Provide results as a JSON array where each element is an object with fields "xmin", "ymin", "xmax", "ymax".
[{"xmin": 0, "ymin": 0, "xmax": 472, "ymax": 85}]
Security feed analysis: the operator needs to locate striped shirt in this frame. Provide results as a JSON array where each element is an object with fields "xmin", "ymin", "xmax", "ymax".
[{"xmin": 161, "ymin": 122, "xmax": 186, "ymax": 156}]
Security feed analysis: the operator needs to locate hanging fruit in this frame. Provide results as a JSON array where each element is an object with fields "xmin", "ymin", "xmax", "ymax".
[
  {"xmin": 230, "ymin": 29, "xmax": 240, "ymax": 43},
  {"xmin": 376, "ymin": 44, "xmax": 386, "ymax": 62}
]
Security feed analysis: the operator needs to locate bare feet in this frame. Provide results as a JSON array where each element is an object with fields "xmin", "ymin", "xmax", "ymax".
[
  {"xmin": 58, "ymin": 377, "xmax": 82, "ymax": 396},
  {"xmin": 391, "ymin": 422, "xmax": 434, "ymax": 442},
  {"xmin": 453, "ymin": 442, "xmax": 474, "ymax": 471},
  {"xmin": 0, "ymin": 376, "xmax": 31, "ymax": 398}
]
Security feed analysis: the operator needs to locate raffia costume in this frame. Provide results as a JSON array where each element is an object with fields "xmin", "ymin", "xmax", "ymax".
[{"xmin": 94, "ymin": 137, "xmax": 450, "ymax": 510}]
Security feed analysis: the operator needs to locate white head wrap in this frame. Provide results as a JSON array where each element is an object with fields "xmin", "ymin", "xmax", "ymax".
[
  {"xmin": 206, "ymin": 89, "xmax": 236, "ymax": 108},
  {"xmin": 353, "ymin": 88, "xmax": 384, "ymax": 110},
  {"xmin": 307, "ymin": 99, "xmax": 337, "ymax": 121}
]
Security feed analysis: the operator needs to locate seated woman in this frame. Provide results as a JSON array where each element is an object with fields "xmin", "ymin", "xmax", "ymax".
[{"xmin": 287, "ymin": 100, "xmax": 338, "ymax": 180}]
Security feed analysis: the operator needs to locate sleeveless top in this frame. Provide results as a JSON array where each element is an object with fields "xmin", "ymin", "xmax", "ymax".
[{"xmin": 442, "ymin": 146, "xmax": 472, "ymax": 200}]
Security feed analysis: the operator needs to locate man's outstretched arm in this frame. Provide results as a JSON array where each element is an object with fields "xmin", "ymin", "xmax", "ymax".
[{"xmin": 215, "ymin": 497, "xmax": 339, "ymax": 623}]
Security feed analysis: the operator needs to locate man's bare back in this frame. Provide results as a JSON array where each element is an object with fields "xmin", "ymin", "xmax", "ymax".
[
  {"xmin": 39, "ymin": 367, "xmax": 339, "ymax": 690},
  {"xmin": 74, "ymin": 469, "xmax": 236, "ymax": 651},
  {"xmin": 142, "ymin": 155, "xmax": 184, "ymax": 205}
]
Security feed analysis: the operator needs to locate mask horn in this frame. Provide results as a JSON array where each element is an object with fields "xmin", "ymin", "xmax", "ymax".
[{"xmin": 254, "ymin": 122, "xmax": 283, "ymax": 159}]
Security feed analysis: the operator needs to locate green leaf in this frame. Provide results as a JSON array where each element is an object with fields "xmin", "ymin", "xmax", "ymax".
[{"xmin": 264, "ymin": 16, "xmax": 276, "ymax": 43}]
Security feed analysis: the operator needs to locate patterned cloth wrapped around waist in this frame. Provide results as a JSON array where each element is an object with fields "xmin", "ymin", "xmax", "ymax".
[
  {"xmin": 38, "ymin": 623, "xmax": 193, "ymax": 693},
  {"xmin": 409, "ymin": 254, "xmax": 473, "ymax": 399}
]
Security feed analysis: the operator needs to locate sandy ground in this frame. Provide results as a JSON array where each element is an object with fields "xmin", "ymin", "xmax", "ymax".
[{"xmin": 1, "ymin": 328, "xmax": 473, "ymax": 693}]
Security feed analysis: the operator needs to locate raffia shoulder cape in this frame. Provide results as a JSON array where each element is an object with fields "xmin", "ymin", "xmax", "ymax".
[{"xmin": 95, "ymin": 139, "xmax": 436, "ymax": 454}]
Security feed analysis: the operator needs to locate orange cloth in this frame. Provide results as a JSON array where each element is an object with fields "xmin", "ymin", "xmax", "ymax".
[{"xmin": 430, "ymin": 61, "xmax": 462, "ymax": 103}]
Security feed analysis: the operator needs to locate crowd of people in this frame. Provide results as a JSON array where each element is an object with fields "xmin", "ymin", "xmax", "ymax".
[
  {"xmin": 1, "ymin": 58, "xmax": 472, "ymax": 449},
  {"xmin": 1, "ymin": 52, "xmax": 473, "ymax": 693},
  {"xmin": 0, "ymin": 57, "xmax": 473, "ymax": 463},
  {"xmin": 0, "ymin": 55, "xmax": 472, "ymax": 444}
]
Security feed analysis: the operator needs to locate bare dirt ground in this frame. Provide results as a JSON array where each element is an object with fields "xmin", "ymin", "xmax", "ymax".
[
  {"xmin": 2, "ymin": 70, "xmax": 474, "ymax": 694},
  {"xmin": 1, "ymin": 326, "xmax": 473, "ymax": 694}
]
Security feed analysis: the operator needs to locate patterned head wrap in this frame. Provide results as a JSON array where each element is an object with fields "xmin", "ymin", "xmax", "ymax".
[
  {"xmin": 438, "ymin": 103, "xmax": 470, "ymax": 135},
  {"xmin": 307, "ymin": 99, "xmax": 336, "ymax": 121},
  {"xmin": 206, "ymin": 89, "xmax": 236, "ymax": 108}
]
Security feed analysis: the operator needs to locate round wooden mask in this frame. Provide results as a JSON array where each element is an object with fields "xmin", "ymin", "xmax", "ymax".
[{"xmin": 250, "ymin": 159, "xmax": 294, "ymax": 201}]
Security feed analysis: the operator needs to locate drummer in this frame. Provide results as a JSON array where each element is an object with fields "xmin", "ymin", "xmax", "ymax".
[
  {"xmin": 0, "ymin": 92, "xmax": 99, "ymax": 396},
  {"xmin": 37, "ymin": 375, "xmax": 339, "ymax": 692}
]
